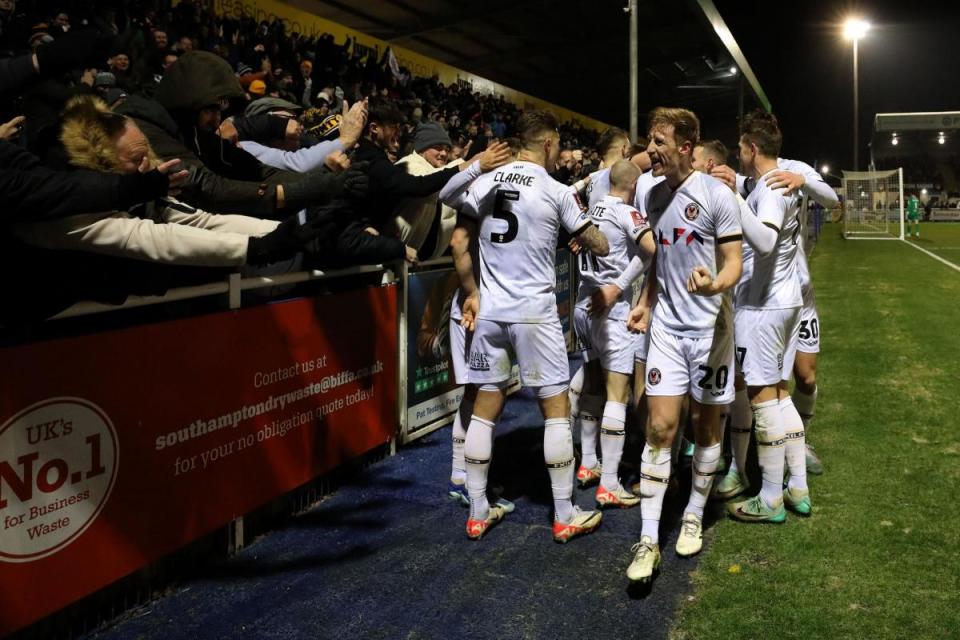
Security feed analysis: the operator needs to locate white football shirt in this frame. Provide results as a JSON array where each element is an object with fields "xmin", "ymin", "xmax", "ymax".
[
  {"xmin": 586, "ymin": 168, "xmax": 611, "ymax": 209},
  {"xmin": 736, "ymin": 168, "xmax": 803, "ymax": 310},
  {"xmin": 456, "ymin": 161, "xmax": 591, "ymax": 323},
  {"xmin": 576, "ymin": 194, "xmax": 652, "ymax": 320},
  {"xmin": 643, "ymin": 171, "xmax": 742, "ymax": 338}
]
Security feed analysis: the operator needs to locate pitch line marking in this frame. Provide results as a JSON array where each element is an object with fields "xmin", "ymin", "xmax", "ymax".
[{"xmin": 902, "ymin": 240, "xmax": 960, "ymax": 274}]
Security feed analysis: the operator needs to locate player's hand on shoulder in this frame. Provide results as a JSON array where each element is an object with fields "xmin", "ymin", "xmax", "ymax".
[
  {"xmin": 687, "ymin": 265, "xmax": 715, "ymax": 296},
  {"xmin": 627, "ymin": 304, "xmax": 650, "ymax": 334},
  {"xmin": 710, "ymin": 164, "xmax": 738, "ymax": 193},
  {"xmin": 460, "ymin": 292, "xmax": 480, "ymax": 332},
  {"xmin": 478, "ymin": 141, "xmax": 512, "ymax": 172},
  {"xmin": 765, "ymin": 169, "xmax": 805, "ymax": 195},
  {"xmin": 590, "ymin": 284, "xmax": 621, "ymax": 317}
]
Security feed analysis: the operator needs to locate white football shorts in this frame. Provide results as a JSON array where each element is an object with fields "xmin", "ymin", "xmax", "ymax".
[
  {"xmin": 573, "ymin": 305, "xmax": 596, "ymax": 361},
  {"xmin": 644, "ymin": 321, "xmax": 735, "ymax": 405},
  {"xmin": 469, "ymin": 318, "xmax": 569, "ymax": 387},
  {"xmin": 735, "ymin": 307, "xmax": 801, "ymax": 387},
  {"xmin": 590, "ymin": 315, "xmax": 644, "ymax": 375}
]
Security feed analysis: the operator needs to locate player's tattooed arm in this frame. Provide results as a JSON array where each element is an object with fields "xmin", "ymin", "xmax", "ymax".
[{"xmin": 576, "ymin": 223, "xmax": 610, "ymax": 257}]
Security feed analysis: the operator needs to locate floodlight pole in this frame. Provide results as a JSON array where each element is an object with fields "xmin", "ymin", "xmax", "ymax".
[
  {"xmin": 629, "ymin": 0, "xmax": 638, "ymax": 140},
  {"xmin": 853, "ymin": 38, "xmax": 859, "ymax": 170}
]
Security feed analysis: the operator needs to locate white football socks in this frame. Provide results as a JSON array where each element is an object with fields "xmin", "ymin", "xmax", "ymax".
[
  {"xmin": 752, "ymin": 399, "xmax": 786, "ymax": 508},
  {"xmin": 639, "ymin": 444, "xmax": 671, "ymax": 544},
  {"xmin": 600, "ymin": 401, "xmax": 627, "ymax": 491},
  {"xmin": 579, "ymin": 394, "xmax": 603, "ymax": 469},
  {"xmin": 450, "ymin": 401, "xmax": 470, "ymax": 485},
  {"xmin": 687, "ymin": 442, "xmax": 721, "ymax": 518},
  {"xmin": 568, "ymin": 366, "xmax": 584, "ymax": 417},
  {"xmin": 729, "ymin": 387, "xmax": 752, "ymax": 479},
  {"xmin": 544, "ymin": 417, "xmax": 576, "ymax": 523},
  {"xmin": 464, "ymin": 416, "xmax": 495, "ymax": 521},
  {"xmin": 781, "ymin": 397, "xmax": 808, "ymax": 491}
]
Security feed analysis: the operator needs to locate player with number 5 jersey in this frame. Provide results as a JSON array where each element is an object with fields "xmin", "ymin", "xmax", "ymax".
[{"xmin": 439, "ymin": 110, "xmax": 611, "ymax": 544}]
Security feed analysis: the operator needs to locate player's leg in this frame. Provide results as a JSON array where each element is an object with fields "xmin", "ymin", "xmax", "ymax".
[
  {"xmin": 677, "ymin": 328, "xmax": 734, "ymax": 555},
  {"xmin": 728, "ymin": 308, "xmax": 793, "ymax": 523},
  {"xmin": 593, "ymin": 316, "xmax": 639, "ymax": 506},
  {"xmin": 577, "ymin": 360, "xmax": 604, "ymax": 486},
  {"xmin": 463, "ymin": 320, "xmax": 512, "ymax": 539},
  {"xmin": 715, "ymin": 334, "xmax": 752, "ymax": 499},
  {"xmin": 572, "ymin": 307, "xmax": 604, "ymax": 485},
  {"xmin": 448, "ymin": 314, "xmax": 471, "ymax": 498},
  {"xmin": 626, "ymin": 325, "xmax": 685, "ymax": 582},
  {"xmin": 596, "ymin": 369, "xmax": 636, "ymax": 506},
  {"xmin": 793, "ymin": 351, "xmax": 821, "ymax": 473},
  {"xmin": 779, "ymin": 312, "xmax": 811, "ymax": 515},
  {"xmin": 514, "ymin": 320, "xmax": 602, "ymax": 542},
  {"xmin": 793, "ymin": 300, "xmax": 822, "ymax": 474}
]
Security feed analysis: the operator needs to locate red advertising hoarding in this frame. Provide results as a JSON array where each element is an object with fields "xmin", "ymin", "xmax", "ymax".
[{"xmin": 0, "ymin": 286, "xmax": 398, "ymax": 636}]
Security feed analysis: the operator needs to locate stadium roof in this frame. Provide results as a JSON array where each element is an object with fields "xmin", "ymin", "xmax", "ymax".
[{"xmin": 290, "ymin": 0, "xmax": 769, "ymax": 138}]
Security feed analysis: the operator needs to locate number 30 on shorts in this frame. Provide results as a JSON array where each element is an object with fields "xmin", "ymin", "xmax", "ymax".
[{"xmin": 697, "ymin": 365, "xmax": 729, "ymax": 389}]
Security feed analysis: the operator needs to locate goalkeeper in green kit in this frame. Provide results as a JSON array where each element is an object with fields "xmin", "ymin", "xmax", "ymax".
[{"xmin": 907, "ymin": 193, "xmax": 921, "ymax": 238}]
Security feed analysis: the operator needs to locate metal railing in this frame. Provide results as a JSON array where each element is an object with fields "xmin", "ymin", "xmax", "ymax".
[{"xmin": 49, "ymin": 264, "xmax": 396, "ymax": 319}]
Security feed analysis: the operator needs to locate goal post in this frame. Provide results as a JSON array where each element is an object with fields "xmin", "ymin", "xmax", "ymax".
[{"xmin": 842, "ymin": 168, "xmax": 905, "ymax": 240}]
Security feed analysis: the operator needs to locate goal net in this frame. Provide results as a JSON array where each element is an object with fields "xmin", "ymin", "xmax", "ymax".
[{"xmin": 842, "ymin": 168, "xmax": 904, "ymax": 240}]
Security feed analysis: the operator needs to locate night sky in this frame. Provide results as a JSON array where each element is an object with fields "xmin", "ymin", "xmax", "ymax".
[{"xmin": 714, "ymin": 0, "xmax": 960, "ymax": 172}]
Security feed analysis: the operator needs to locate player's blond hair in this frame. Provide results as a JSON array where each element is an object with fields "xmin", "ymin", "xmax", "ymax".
[{"xmin": 648, "ymin": 107, "xmax": 700, "ymax": 147}]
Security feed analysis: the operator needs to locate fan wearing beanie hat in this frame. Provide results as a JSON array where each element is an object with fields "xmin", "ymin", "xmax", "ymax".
[
  {"xmin": 413, "ymin": 121, "xmax": 453, "ymax": 168},
  {"xmin": 388, "ymin": 120, "xmax": 463, "ymax": 258}
]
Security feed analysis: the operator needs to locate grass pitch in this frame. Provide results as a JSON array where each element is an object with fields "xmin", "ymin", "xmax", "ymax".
[{"xmin": 671, "ymin": 223, "xmax": 960, "ymax": 640}]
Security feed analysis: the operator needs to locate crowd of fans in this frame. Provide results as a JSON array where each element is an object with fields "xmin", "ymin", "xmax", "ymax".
[{"xmin": 0, "ymin": 0, "xmax": 610, "ymax": 323}]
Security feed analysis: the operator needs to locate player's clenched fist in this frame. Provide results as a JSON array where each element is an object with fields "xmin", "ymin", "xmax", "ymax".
[
  {"xmin": 687, "ymin": 266, "xmax": 715, "ymax": 296},
  {"xmin": 626, "ymin": 304, "xmax": 650, "ymax": 334}
]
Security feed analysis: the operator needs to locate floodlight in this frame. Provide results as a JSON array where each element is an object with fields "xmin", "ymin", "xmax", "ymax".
[
  {"xmin": 843, "ymin": 18, "xmax": 870, "ymax": 41},
  {"xmin": 820, "ymin": 164, "xmax": 830, "ymax": 174}
]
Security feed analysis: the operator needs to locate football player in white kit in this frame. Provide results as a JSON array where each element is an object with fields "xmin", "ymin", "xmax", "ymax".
[
  {"xmin": 712, "ymin": 156, "xmax": 836, "ymax": 501},
  {"xmin": 439, "ymin": 110, "xmax": 611, "ymax": 543},
  {"xmin": 724, "ymin": 110, "xmax": 806, "ymax": 523},
  {"xmin": 624, "ymin": 108, "xmax": 744, "ymax": 583},
  {"xmin": 578, "ymin": 160, "xmax": 657, "ymax": 508},
  {"xmin": 446, "ymin": 141, "xmax": 519, "ymax": 511},
  {"xmin": 762, "ymin": 160, "xmax": 837, "ymax": 476},
  {"xmin": 572, "ymin": 127, "xmax": 634, "ymax": 488}
]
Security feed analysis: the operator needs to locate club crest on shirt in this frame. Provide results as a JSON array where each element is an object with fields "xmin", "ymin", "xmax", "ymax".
[
  {"xmin": 684, "ymin": 203, "xmax": 700, "ymax": 221},
  {"xmin": 647, "ymin": 368, "xmax": 662, "ymax": 386}
]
